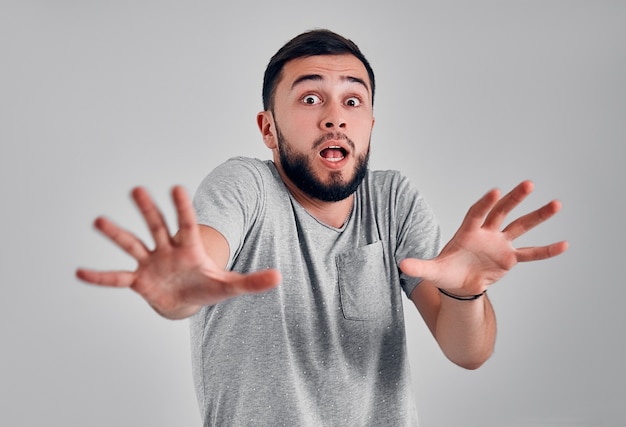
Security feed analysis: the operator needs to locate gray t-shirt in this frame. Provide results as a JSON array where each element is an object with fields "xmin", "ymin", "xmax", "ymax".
[{"xmin": 190, "ymin": 157, "xmax": 441, "ymax": 426}]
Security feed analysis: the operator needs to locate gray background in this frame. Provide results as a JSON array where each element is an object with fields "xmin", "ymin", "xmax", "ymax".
[{"xmin": 2, "ymin": 1, "xmax": 624, "ymax": 426}]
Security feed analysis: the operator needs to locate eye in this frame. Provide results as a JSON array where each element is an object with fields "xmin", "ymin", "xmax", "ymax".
[
  {"xmin": 345, "ymin": 97, "xmax": 361, "ymax": 107},
  {"xmin": 302, "ymin": 94, "xmax": 322, "ymax": 105}
]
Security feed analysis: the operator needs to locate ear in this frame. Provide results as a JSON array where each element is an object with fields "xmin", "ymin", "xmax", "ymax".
[{"xmin": 257, "ymin": 111, "xmax": 277, "ymax": 149}]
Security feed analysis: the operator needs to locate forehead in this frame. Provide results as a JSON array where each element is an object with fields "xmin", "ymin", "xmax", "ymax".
[{"xmin": 279, "ymin": 54, "xmax": 371, "ymax": 92}]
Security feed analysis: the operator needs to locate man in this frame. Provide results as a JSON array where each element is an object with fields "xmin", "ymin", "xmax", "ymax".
[{"xmin": 76, "ymin": 29, "xmax": 567, "ymax": 425}]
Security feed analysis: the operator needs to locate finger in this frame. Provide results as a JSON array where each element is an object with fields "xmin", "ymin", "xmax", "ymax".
[
  {"xmin": 459, "ymin": 189, "xmax": 500, "ymax": 231},
  {"xmin": 232, "ymin": 269, "xmax": 283, "ymax": 294},
  {"xmin": 94, "ymin": 216, "xmax": 150, "ymax": 260},
  {"xmin": 398, "ymin": 258, "xmax": 438, "ymax": 281},
  {"xmin": 76, "ymin": 268, "xmax": 136, "ymax": 287},
  {"xmin": 483, "ymin": 180, "xmax": 534, "ymax": 230},
  {"xmin": 132, "ymin": 187, "xmax": 172, "ymax": 248},
  {"xmin": 181, "ymin": 269, "xmax": 283, "ymax": 303},
  {"xmin": 503, "ymin": 199, "xmax": 562, "ymax": 240},
  {"xmin": 171, "ymin": 186, "xmax": 200, "ymax": 248},
  {"xmin": 516, "ymin": 240, "xmax": 569, "ymax": 262}
]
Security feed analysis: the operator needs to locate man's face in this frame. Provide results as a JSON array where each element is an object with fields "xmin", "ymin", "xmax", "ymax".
[
  {"xmin": 259, "ymin": 54, "xmax": 375, "ymax": 202},
  {"xmin": 275, "ymin": 122, "xmax": 370, "ymax": 202}
]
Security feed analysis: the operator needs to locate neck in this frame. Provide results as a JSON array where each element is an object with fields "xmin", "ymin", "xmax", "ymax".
[
  {"xmin": 292, "ymin": 189, "xmax": 354, "ymax": 229},
  {"xmin": 275, "ymin": 163, "xmax": 354, "ymax": 229}
]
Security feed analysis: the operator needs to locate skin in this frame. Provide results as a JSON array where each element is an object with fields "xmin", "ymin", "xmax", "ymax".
[
  {"xmin": 257, "ymin": 55, "xmax": 375, "ymax": 227},
  {"xmin": 76, "ymin": 54, "xmax": 568, "ymax": 369}
]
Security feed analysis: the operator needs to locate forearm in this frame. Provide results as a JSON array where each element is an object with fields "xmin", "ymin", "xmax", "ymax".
[{"xmin": 434, "ymin": 293, "xmax": 496, "ymax": 370}]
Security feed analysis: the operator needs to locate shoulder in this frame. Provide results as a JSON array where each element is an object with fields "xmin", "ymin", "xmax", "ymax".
[
  {"xmin": 194, "ymin": 157, "xmax": 288, "ymax": 215},
  {"xmin": 367, "ymin": 169, "xmax": 406, "ymax": 184},
  {"xmin": 362, "ymin": 169, "xmax": 419, "ymax": 200},
  {"xmin": 210, "ymin": 156, "xmax": 273, "ymax": 179},
  {"xmin": 196, "ymin": 157, "xmax": 278, "ymax": 192},
  {"xmin": 359, "ymin": 169, "xmax": 436, "ymax": 226}
]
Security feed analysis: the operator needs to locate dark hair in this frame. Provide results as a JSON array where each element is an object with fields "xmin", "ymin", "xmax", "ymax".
[{"xmin": 262, "ymin": 29, "xmax": 376, "ymax": 111}]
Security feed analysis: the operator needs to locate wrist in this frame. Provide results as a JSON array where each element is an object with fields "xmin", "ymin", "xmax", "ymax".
[{"xmin": 438, "ymin": 287, "xmax": 486, "ymax": 301}]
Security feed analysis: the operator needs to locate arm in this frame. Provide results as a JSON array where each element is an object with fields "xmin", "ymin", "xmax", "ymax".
[
  {"xmin": 401, "ymin": 181, "xmax": 567, "ymax": 369},
  {"xmin": 410, "ymin": 280, "xmax": 496, "ymax": 369},
  {"xmin": 76, "ymin": 186, "xmax": 281, "ymax": 320}
]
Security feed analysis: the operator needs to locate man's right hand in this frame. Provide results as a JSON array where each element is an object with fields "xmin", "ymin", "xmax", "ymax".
[{"xmin": 76, "ymin": 186, "xmax": 281, "ymax": 319}]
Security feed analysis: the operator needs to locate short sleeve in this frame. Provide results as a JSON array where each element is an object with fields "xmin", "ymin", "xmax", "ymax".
[
  {"xmin": 192, "ymin": 157, "xmax": 266, "ymax": 268},
  {"xmin": 392, "ymin": 176, "xmax": 442, "ymax": 297}
]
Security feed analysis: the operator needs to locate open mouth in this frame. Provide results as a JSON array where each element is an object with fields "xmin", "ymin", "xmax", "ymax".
[{"xmin": 319, "ymin": 146, "xmax": 348, "ymax": 162}]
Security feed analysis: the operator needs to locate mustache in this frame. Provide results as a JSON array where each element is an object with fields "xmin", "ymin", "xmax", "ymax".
[{"xmin": 312, "ymin": 132, "xmax": 355, "ymax": 151}]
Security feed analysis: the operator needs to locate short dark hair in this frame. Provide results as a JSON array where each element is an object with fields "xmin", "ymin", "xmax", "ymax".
[{"xmin": 262, "ymin": 29, "xmax": 376, "ymax": 111}]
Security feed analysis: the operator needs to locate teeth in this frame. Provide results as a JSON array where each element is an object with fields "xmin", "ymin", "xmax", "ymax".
[
  {"xmin": 320, "ymin": 145, "xmax": 347, "ymax": 161},
  {"xmin": 323, "ymin": 146, "xmax": 347, "ymax": 154}
]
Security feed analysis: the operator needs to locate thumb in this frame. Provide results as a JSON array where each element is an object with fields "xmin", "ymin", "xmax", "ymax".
[
  {"xmin": 399, "ymin": 258, "xmax": 437, "ymax": 282},
  {"xmin": 238, "ymin": 268, "xmax": 282, "ymax": 293}
]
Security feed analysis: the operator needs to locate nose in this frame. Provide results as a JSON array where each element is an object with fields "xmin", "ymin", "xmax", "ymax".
[{"xmin": 321, "ymin": 102, "xmax": 346, "ymax": 129}]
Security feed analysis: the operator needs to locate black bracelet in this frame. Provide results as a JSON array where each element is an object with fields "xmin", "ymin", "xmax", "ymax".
[{"xmin": 438, "ymin": 287, "xmax": 487, "ymax": 301}]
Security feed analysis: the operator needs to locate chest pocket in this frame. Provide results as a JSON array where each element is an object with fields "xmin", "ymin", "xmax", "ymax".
[{"xmin": 336, "ymin": 241, "xmax": 390, "ymax": 321}]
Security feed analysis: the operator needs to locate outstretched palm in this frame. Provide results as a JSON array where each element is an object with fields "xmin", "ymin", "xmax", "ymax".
[
  {"xmin": 400, "ymin": 181, "xmax": 568, "ymax": 297},
  {"xmin": 76, "ymin": 186, "xmax": 281, "ymax": 319}
]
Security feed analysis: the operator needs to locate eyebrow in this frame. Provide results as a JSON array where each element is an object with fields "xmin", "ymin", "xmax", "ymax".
[{"xmin": 291, "ymin": 74, "xmax": 370, "ymax": 93}]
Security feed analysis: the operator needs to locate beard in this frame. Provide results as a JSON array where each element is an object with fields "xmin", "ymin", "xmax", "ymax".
[{"xmin": 275, "ymin": 124, "xmax": 370, "ymax": 202}]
